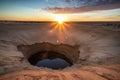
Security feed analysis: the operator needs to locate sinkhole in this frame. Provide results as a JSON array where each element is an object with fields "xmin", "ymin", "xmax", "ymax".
[
  {"xmin": 28, "ymin": 51, "xmax": 72, "ymax": 69},
  {"xmin": 18, "ymin": 42, "xmax": 79, "ymax": 70}
]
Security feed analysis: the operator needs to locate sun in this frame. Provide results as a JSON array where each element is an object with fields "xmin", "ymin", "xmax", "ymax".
[
  {"xmin": 54, "ymin": 15, "xmax": 67, "ymax": 24},
  {"xmin": 58, "ymin": 19, "xmax": 63, "ymax": 24}
]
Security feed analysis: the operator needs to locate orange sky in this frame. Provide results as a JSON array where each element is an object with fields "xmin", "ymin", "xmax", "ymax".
[{"xmin": 0, "ymin": 0, "xmax": 120, "ymax": 21}]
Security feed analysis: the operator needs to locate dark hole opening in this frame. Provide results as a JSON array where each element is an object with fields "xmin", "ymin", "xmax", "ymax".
[{"xmin": 28, "ymin": 51, "xmax": 72, "ymax": 70}]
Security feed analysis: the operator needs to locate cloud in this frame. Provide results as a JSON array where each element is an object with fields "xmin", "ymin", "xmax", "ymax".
[{"xmin": 44, "ymin": 0, "xmax": 120, "ymax": 13}]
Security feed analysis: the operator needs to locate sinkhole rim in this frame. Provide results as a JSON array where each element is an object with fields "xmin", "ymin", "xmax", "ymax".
[{"xmin": 17, "ymin": 42, "xmax": 80, "ymax": 70}]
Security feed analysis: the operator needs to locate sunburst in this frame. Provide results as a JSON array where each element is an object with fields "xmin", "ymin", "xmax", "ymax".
[{"xmin": 54, "ymin": 15, "xmax": 67, "ymax": 24}]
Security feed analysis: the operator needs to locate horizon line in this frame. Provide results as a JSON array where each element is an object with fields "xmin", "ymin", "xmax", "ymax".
[{"xmin": 0, "ymin": 20, "xmax": 120, "ymax": 23}]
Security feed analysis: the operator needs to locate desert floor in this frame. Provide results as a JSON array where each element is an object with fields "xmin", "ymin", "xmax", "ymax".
[{"xmin": 0, "ymin": 22, "xmax": 120, "ymax": 80}]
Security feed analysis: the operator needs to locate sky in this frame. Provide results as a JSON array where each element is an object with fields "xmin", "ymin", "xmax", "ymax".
[{"xmin": 0, "ymin": 0, "xmax": 120, "ymax": 21}]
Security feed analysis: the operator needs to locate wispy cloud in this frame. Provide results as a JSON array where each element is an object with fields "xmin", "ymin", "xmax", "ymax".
[{"xmin": 44, "ymin": 0, "xmax": 120, "ymax": 13}]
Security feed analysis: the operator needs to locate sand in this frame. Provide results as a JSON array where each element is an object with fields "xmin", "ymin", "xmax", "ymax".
[{"xmin": 0, "ymin": 21, "xmax": 120, "ymax": 80}]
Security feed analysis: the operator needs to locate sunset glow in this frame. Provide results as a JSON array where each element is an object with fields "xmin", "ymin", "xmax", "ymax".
[
  {"xmin": 58, "ymin": 20, "xmax": 63, "ymax": 24},
  {"xmin": 0, "ymin": 0, "xmax": 120, "ymax": 21},
  {"xmin": 54, "ymin": 15, "xmax": 67, "ymax": 24}
]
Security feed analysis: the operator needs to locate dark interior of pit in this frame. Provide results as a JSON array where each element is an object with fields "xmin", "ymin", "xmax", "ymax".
[
  {"xmin": 28, "ymin": 51, "xmax": 72, "ymax": 69},
  {"xmin": 18, "ymin": 42, "xmax": 79, "ymax": 70}
]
